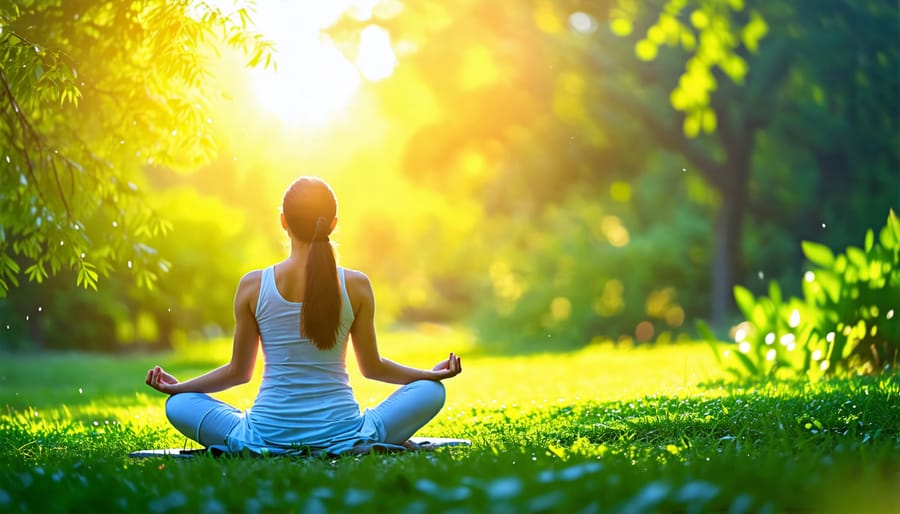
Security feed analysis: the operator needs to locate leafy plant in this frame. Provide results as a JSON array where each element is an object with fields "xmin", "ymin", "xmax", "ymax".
[
  {"xmin": 702, "ymin": 210, "xmax": 900, "ymax": 378},
  {"xmin": 0, "ymin": 1, "xmax": 274, "ymax": 296}
]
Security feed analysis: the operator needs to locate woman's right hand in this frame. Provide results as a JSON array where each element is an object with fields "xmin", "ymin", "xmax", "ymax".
[{"xmin": 431, "ymin": 352, "xmax": 462, "ymax": 380}]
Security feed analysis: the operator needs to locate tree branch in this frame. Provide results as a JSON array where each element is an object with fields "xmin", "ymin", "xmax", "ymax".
[
  {"xmin": 48, "ymin": 153, "xmax": 73, "ymax": 220},
  {"xmin": 0, "ymin": 69, "xmax": 51, "ymax": 210},
  {"xmin": 597, "ymin": 80, "xmax": 726, "ymax": 190},
  {"xmin": 586, "ymin": 49, "xmax": 727, "ymax": 191}
]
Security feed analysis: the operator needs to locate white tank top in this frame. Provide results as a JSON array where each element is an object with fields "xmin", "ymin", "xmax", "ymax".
[{"xmin": 235, "ymin": 265, "xmax": 381, "ymax": 449}]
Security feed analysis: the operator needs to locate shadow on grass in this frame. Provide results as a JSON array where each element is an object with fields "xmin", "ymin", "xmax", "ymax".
[{"xmin": 484, "ymin": 376, "xmax": 900, "ymax": 458}]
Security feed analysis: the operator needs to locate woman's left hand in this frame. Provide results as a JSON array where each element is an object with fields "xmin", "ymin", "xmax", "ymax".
[{"xmin": 145, "ymin": 365, "xmax": 180, "ymax": 395}]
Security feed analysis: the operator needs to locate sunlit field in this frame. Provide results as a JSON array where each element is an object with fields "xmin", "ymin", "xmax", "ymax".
[
  {"xmin": 2, "ymin": 1, "xmax": 899, "ymax": 513},
  {"xmin": 1, "ymin": 330, "xmax": 897, "ymax": 514}
]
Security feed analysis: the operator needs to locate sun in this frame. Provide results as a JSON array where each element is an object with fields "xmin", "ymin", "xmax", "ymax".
[{"xmin": 248, "ymin": 0, "xmax": 397, "ymax": 127}]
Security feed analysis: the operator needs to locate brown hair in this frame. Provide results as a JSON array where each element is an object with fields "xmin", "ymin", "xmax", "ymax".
[{"xmin": 282, "ymin": 177, "xmax": 340, "ymax": 350}]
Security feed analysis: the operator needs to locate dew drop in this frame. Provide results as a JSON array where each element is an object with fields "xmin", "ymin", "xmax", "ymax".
[
  {"xmin": 127, "ymin": 260, "xmax": 133, "ymax": 269},
  {"xmin": 79, "ymin": 388, "xmax": 83, "ymax": 394},
  {"xmin": 112, "ymin": 221, "xmax": 118, "ymax": 228},
  {"xmin": 60, "ymin": 240, "xmax": 64, "ymax": 246},
  {"xmin": 25, "ymin": 315, "xmax": 29, "ymax": 321},
  {"xmin": 788, "ymin": 309, "xmax": 800, "ymax": 328},
  {"xmin": 37, "ymin": 306, "xmax": 42, "ymax": 312}
]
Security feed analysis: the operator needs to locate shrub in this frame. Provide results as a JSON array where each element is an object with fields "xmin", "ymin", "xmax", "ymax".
[
  {"xmin": 472, "ymin": 193, "xmax": 709, "ymax": 349},
  {"xmin": 701, "ymin": 210, "xmax": 899, "ymax": 378}
]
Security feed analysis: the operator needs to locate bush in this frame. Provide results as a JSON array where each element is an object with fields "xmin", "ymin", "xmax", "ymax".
[
  {"xmin": 472, "ymin": 192, "xmax": 710, "ymax": 349},
  {"xmin": 702, "ymin": 210, "xmax": 899, "ymax": 378}
]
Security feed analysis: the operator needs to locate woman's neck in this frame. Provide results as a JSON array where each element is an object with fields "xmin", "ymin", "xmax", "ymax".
[{"xmin": 288, "ymin": 238, "xmax": 312, "ymax": 262}]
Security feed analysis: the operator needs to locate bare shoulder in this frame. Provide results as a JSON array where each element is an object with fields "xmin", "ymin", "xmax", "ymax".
[
  {"xmin": 235, "ymin": 269, "xmax": 263, "ymax": 307},
  {"xmin": 238, "ymin": 269, "xmax": 263, "ymax": 290},
  {"xmin": 342, "ymin": 268, "xmax": 374, "ymax": 310},
  {"xmin": 343, "ymin": 268, "xmax": 372, "ymax": 290}
]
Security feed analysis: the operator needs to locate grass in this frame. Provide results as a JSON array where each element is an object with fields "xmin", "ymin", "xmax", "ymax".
[{"xmin": 1, "ymin": 328, "xmax": 898, "ymax": 513}]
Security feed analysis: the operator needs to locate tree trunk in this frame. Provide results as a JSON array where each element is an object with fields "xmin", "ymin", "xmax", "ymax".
[{"xmin": 710, "ymin": 135, "xmax": 753, "ymax": 329}]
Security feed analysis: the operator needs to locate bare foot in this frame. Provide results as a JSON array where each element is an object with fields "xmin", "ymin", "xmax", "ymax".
[{"xmin": 402, "ymin": 439, "xmax": 421, "ymax": 450}]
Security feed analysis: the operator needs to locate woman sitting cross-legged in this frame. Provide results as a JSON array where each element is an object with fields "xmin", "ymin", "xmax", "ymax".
[{"xmin": 145, "ymin": 176, "xmax": 462, "ymax": 455}]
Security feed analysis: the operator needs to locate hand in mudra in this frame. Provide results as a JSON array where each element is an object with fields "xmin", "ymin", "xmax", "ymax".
[
  {"xmin": 145, "ymin": 365, "xmax": 180, "ymax": 395},
  {"xmin": 432, "ymin": 352, "xmax": 462, "ymax": 380}
]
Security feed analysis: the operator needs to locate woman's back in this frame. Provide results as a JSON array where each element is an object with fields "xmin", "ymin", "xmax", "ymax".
[{"xmin": 246, "ymin": 265, "xmax": 363, "ymax": 447}]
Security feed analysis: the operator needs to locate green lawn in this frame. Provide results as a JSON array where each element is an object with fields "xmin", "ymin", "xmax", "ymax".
[{"xmin": 1, "ymin": 329, "xmax": 898, "ymax": 513}]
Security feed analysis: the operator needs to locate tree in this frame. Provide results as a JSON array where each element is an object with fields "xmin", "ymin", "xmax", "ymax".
[
  {"xmin": 0, "ymin": 0, "xmax": 272, "ymax": 296},
  {"xmin": 601, "ymin": 0, "xmax": 899, "ymax": 327},
  {"xmin": 332, "ymin": 0, "xmax": 898, "ymax": 340}
]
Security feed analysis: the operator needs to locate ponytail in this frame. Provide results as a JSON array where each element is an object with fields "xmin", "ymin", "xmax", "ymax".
[{"xmin": 300, "ymin": 216, "xmax": 341, "ymax": 350}]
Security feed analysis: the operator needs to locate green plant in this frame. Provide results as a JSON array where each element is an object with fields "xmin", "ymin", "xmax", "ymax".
[{"xmin": 702, "ymin": 210, "xmax": 899, "ymax": 379}]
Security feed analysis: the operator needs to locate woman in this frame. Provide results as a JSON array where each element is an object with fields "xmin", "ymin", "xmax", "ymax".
[{"xmin": 145, "ymin": 176, "xmax": 462, "ymax": 455}]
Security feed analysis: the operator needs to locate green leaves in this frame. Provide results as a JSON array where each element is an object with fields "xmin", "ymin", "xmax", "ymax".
[
  {"xmin": 0, "ymin": 0, "xmax": 272, "ymax": 298},
  {"xmin": 75, "ymin": 261, "xmax": 98, "ymax": 291},
  {"xmin": 705, "ymin": 210, "xmax": 900, "ymax": 380},
  {"xmin": 733, "ymin": 285, "xmax": 755, "ymax": 319},
  {"xmin": 880, "ymin": 209, "xmax": 899, "ymax": 249},
  {"xmin": 0, "ymin": 253, "xmax": 21, "ymax": 296},
  {"xmin": 620, "ymin": 2, "xmax": 769, "ymax": 137},
  {"xmin": 24, "ymin": 261, "xmax": 48, "ymax": 283},
  {"xmin": 801, "ymin": 241, "xmax": 833, "ymax": 268}
]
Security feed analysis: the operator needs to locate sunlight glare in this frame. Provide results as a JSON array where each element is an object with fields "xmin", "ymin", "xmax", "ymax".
[
  {"xmin": 357, "ymin": 25, "xmax": 397, "ymax": 81},
  {"xmin": 248, "ymin": 1, "xmax": 396, "ymax": 126}
]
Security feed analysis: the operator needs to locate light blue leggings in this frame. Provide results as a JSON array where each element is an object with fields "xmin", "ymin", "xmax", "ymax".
[{"xmin": 165, "ymin": 380, "xmax": 446, "ymax": 448}]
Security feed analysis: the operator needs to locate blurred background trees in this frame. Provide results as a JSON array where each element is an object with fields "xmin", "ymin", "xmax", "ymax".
[{"xmin": 1, "ymin": 0, "xmax": 896, "ymax": 352}]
